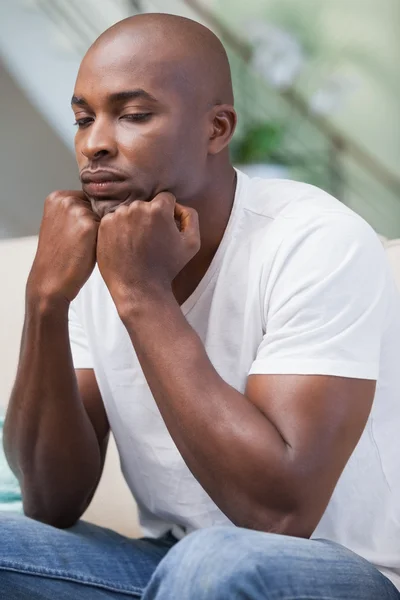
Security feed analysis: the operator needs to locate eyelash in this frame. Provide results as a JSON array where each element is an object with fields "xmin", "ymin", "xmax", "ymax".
[
  {"xmin": 73, "ymin": 114, "xmax": 151, "ymax": 128},
  {"xmin": 123, "ymin": 113, "xmax": 151, "ymax": 122},
  {"xmin": 73, "ymin": 118, "xmax": 92, "ymax": 128}
]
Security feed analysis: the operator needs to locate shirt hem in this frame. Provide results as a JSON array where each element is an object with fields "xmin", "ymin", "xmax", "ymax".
[
  {"xmin": 248, "ymin": 358, "xmax": 378, "ymax": 380},
  {"xmin": 72, "ymin": 355, "xmax": 93, "ymax": 370}
]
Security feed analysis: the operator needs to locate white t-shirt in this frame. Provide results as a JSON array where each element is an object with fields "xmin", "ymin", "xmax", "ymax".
[{"xmin": 69, "ymin": 170, "xmax": 400, "ymax": 588}]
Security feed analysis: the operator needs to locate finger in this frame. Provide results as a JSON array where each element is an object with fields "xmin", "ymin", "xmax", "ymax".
[
  {"xmin": 73, "ymin": 190, "xmax": 96, "ymax": 212},
  {"xmin": 51, "ymin": 190, "xmax": 93, "ymax": 214},
  {"xmin": 127, "ymin": 199, "xmax": 147, "ymax": 217},
  {"xmin": 48, "ymin": 190, "xmax": 88, "ymax": 205},
  {"xmin": 151, "ymin": 192, "xmax": 176, "ymax": 210},
  {"xmin": 150, "ymin": 192, "xmax": 180, "ymax": 231},
  {"xmin": 68, "ymin": 189, "xmax": 92, "ymax": 204},
  {"xmin": 61, "ymin": 190, "xmax": 87, "ymax": 198},
  {"xmin": 174, "ymin": 203, "xmax": 199, "ymax": 237}
]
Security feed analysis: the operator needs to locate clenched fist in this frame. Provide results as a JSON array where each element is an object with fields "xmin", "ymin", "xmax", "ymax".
[
  {"xmin": 96, "ymin": 192, "xmax": 201, "ymax": 311},
  {"xmin": 27, "ymin": 191, "xmax": 100, "ymax": 304}
]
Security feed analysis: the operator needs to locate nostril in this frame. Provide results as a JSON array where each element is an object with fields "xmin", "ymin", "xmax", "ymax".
[{"xmin": 94, "ymin": 149, "xmax": 109, "ymax": 159}]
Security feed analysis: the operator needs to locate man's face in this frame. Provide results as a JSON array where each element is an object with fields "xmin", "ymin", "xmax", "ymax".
[{"xmin": 73, "ymin": 38, "xmax": 210, "ymax": 218}]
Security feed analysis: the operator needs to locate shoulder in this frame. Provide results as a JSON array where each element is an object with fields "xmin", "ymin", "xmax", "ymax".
[
  {"xmin": 237, "ymin": 170, "xmax": 358, "ymax": 222},
  {"xmin": 236, "ymin": 170, "xmax": 384, "ymax": 264},
  {"xmin": 239, "ymin": 172, "xmax": 382, "ymax": 249}
]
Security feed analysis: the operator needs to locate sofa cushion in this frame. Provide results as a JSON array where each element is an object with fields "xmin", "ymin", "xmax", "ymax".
[{"xmin": 0, "ymin": 411, "xmax": 22, "ymax": 513}]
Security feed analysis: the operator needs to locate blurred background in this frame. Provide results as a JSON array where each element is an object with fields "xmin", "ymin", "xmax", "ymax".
[{"xmin": 0, "ymin": 0, "xmax": 399, "ymax": 238}]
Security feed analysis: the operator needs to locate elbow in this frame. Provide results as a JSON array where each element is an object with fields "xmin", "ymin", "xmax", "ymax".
[
  {"xmin": 22, "ymin": 488, "xmax": 90, "ymax": 530},
  {"xmin": 266, "ymin": 510, "xmax": 317, "ymax": 539},
  {"xmin": 23, "ymin": 501, "xmax": 83, "ymax": 530},
  {"xmin": 20, "ymin": 468, "xmax": 99, "ymax": 530},
  {"xmin": 231, "ymin": 498, "xmax": 318, "ymax": 539}
]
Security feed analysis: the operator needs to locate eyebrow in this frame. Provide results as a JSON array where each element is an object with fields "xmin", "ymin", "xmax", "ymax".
[{"xmin": 71, "ymin": 89, "xmax": 158, "ymax": 107}]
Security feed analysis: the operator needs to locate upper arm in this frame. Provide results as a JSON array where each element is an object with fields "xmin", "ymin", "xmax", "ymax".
[
  {"xmin": 245, "ymin": 211, "xmax": 387, "ymax": 534},
  {"xmin": 245, "ymin": 373, "xmax": 375, "ymax": 534}
]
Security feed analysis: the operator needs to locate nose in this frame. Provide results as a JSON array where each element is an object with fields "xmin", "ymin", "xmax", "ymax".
[{"xmin": 79, "ymin": 117, "xmax": 117, "ymax": 161}]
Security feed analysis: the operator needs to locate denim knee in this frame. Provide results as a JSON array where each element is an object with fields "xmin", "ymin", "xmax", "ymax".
[
  {"xmin": 144, "ymin": 526, "xmax": 270, "ymax": 600},
  {"xmin": 144, "ymin": 526, "xmax": 399, "ymax": 600}
]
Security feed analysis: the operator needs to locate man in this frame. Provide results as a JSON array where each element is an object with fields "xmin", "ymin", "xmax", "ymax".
[{"xmin": 2, "ymin": 12, "xmax": 400, "ymax": 600}]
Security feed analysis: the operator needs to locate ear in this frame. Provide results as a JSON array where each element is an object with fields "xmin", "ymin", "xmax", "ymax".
[{"xmin": 208, "ymin": 104, "xmax": 237, "ymax": 155}]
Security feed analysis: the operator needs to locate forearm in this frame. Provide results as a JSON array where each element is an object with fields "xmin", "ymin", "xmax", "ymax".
[
  {"xmin": 120, "ymin": 290, "xmax": 296, "ymax": 532},
  {"xmin": 4, "ymin": 295, "xmax": 101, "ymax": 527}
]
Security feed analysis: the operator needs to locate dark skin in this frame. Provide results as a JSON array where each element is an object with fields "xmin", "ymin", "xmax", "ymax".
[{"xmin": 4, "ymin": 14, "xmax": 375, "ymax": 533}]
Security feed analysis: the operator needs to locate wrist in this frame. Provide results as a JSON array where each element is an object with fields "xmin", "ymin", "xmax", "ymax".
[
  {"xmin": 116, "ymin": 282, "xmax": 175, "ymax": 323},
  {"xmin": 26, "ymin": 289, "xmax": 70, "ymax": 318}
]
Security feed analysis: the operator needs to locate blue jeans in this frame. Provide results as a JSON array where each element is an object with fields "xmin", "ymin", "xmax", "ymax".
[{"xmin": 0, "ymin": 513, "xmax": 399, "ymax": 599}]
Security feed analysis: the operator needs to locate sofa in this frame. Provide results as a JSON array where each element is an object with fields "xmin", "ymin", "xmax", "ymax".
[{"xmin": 1, "ymin": 233, "xmax": 399, "ymax": 539}]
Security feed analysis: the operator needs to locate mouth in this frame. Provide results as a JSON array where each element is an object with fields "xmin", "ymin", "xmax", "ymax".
[
  {"xmin": 82, "ymin": 180, "xmax": 128, "ymax": 197},
  {"xmin": 80, "ymin": 169, "xmax": 128, "ymax": 198}
]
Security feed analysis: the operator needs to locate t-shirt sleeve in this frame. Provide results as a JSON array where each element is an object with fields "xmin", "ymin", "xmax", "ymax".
[
  {"xmin": 249, "ymin": 212, "xmax": 388, "ymax": 380},
  {"xmin": 68, "ymin": 301, "xmax": 93, "ymax": 370}
]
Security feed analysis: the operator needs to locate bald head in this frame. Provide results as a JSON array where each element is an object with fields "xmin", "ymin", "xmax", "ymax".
[
  {"xmin": 85, "ymin": 13, "xmax": 234, "ymax": 106},
  {"xmin": 73, "ymin": 13, "xmax": 237, "ymax": 218}
]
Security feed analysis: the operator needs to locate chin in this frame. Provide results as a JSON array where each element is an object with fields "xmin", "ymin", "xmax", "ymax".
[
  {"xmin": 87, "ymin": 187, "xmax": 156, "ymax": 218},
  {"xmin": 90, "ymin": 199, "xmax": 126, "ymax": 219}
]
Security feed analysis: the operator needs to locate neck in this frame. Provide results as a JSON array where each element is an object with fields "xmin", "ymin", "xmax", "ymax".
[
  {"xmin": 188, "ymin": 161, "xmax": 237, "ymax": 254},
  {"xmin": 172, "ymin": 161, "xmax": 237, "ymax": 304}
]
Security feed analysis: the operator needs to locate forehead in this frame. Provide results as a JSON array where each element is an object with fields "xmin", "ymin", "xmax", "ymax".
[{"xmin": 74, "ymin": 35, "xmax": 195, "ymax": 104}]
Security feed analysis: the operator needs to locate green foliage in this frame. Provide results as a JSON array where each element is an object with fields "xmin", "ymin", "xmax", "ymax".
[{"xmin": 230, "ymin": 121, "xmax": 287, "ymax": 164}]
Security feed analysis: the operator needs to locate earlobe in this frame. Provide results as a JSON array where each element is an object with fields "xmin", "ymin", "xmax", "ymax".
[{"xmin": 208, "ymin": 105, "xmax": 237, "ymax": 156}]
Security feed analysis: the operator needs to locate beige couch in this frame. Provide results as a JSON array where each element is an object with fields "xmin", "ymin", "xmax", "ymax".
[{"xmin": 1, "ymin": 233, "xmax": 400, "ymax": 539}]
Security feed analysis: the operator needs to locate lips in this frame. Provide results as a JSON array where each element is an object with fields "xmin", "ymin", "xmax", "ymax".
[
  {"xmin": 81, "ymin": 169, "xmax": 128, "ymax": 198},
  {"xmin": 81, "ymin": 169, "xmax": 126, "ymax": 184}
]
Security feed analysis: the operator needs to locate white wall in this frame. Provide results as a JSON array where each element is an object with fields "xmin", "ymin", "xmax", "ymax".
[
  {"xmin": 0, "ymin": 64, "xmax": 79, "ymax": 238},
  {"xmin": 0, "ymin": 236, "xmax": 37, "ymax": 407}
]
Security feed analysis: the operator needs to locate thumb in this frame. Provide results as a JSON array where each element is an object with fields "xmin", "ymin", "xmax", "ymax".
[{"xmin": 174, "ymin": 203, "xmax": 200, "ymax": 239}]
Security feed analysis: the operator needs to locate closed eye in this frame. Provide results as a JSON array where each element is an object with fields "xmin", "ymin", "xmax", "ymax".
[
  {"xmin": 73, "ymin": 113, "xmax": 152, "ymax": 128},
  {"xmin": 121, "ymin": 113, "xmax": 152, "ymax": 122},
  {"xmin": 73, "ymin": 117, "xmax": 93, "ymax": 128}
]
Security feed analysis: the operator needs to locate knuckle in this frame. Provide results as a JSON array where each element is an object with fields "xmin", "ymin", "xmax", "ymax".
[
  {"xmin": 80, "ymin": 218, "xmax": 95, "ymax": 233},
  {"xmin": 72, "ymin": 206, "xmax": 86, "ymax": 219},
  {"xmin": 100, "ymin": 212, "xmax": 113, "ymax": 226},
  {"xmin": 150, "ymin": 199, "xmax": 164, "ymax": 212},
  {"xmin": 46, "ymin": 190, "xmax": 63, "ymax": 204},
  {"xmin": 158, "ymin": 192, "xmax": 175, "ymax": 203},
  {"xmin": 152, "ymin": 192, "xmax": 174, "ymax": 207},
  {"xmin": 61, "ymin": 195, "xmax": 76, "ymax": 209},
  {"xmin": 130, "ymin": 200, "xmax": 146, "ymax": 212}
]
